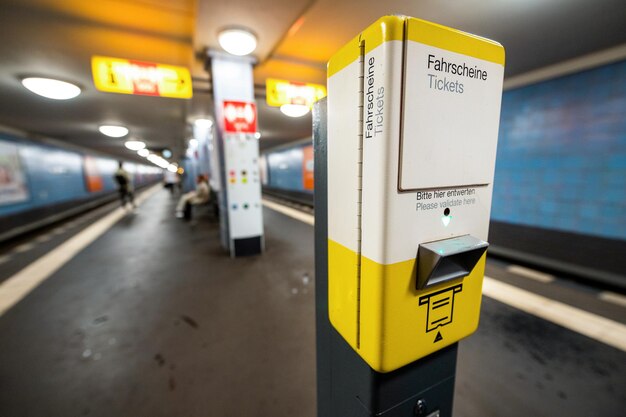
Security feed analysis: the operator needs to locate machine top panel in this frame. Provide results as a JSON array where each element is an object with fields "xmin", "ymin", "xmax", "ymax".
[{"xmin": 399, "ymin": 18, "xmax": 505, "ymax": 191}]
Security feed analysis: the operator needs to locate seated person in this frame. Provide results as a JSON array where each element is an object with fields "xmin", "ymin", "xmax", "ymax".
[{"xmin": 176, "ymin": 175, "xmax": 210, "ymax": 218}]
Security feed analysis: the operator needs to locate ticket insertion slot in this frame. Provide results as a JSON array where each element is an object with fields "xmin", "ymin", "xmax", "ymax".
[{"xmin": 416, "ymin": 235, "xmax": 488, "ymax": 289}]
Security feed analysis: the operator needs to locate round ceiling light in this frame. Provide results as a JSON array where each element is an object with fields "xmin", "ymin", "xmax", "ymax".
[
  {"xmin": 280, "ymin": 104, "xmax": 310, "ymax": 118},
  {"xmin": 124, "ymin": 140, "xmax": 146, "ymax": 151},
  {"xmin": 194, "ymin": 118, "xmax": 213, "ymax": 128},
  {"xmin": 218, "ymin": 28, "xmax": 257, "ymax": 56},
  {"xmin": 99, "ymin": 125, "xmax": 129, "ymax": 138},
  {"xmin": 21, "ymin": 77, "xmax": 81, "ymax": 100},
  {"xmin": 137, "ymin": 148, "xmax": 150, "ymax": 157}
]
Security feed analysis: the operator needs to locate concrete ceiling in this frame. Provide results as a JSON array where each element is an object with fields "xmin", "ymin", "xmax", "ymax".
[{"xmin": 0, "ymin": 0, "xmax": 624, "ymax": 160}]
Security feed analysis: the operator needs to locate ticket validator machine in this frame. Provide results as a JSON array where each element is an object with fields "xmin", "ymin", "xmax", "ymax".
[{"xmin": 315, "ymin": 16, "xmax": 504, "ymax": 416}]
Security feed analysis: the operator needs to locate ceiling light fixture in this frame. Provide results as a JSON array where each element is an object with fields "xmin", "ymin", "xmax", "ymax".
[
  {"xmin": 147, "ymin": 154, "xmax": 169, "ymax": 169},
  {"xmin": 99, "ymin": 125, "xmax": 129, "ymax": 138},
  {"xmin": 218, "ymin": 28, "xmax": 257, "ymax": 56},
  {"xmin": 167, "ymin": 164, "xmax": 178, "ymax": 173},
  {"xmin": 124, "ymin": 140, "xmax": 146, "ymax": 151},
  {"xmin": 254, "ymin": 132, "xmax": 261, "ymax": 139},
  {"xmin": 280, "ymin": 103, "xmax": 309, "ymax": 118},
  {"xmin": 21, "ymin": 77, "xmax": 81, "ymax": 100},
  {"xmin": 194, "ymin": 118, "xmax": 213, "ymax": 128},
  {"xmin": 137, "ymin": 148, "xmax": 150, "ymax": 157}
]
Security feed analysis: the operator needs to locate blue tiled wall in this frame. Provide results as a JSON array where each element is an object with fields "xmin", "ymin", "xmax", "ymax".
[
  {"xmin": 492, "ymin": 59, "xmax": 626, "ymax": 240},
  {"xmin": 267, "ymin": 146, "xmax": 307, "ymax": 192},
  {"xmin": 0, "ymin": 133, "xmax": 162, "ymax": 217}
]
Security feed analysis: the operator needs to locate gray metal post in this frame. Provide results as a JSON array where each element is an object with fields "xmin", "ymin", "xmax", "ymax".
[{"xmin": 314, "ymin": 98, "xmax": 458, "ymax": 417}]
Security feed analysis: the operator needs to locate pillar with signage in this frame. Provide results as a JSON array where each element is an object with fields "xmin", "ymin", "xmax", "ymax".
[
  {"xmin": 210, "ymin": 53, "xmax": 264, "ymax": 257},
  {"xmin": 317, "ymin": 16, "xmax": 505, "ymax": 416}
]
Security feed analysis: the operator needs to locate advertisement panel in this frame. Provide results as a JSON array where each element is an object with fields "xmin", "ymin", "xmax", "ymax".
[
  {"xmin": 302, "ymin": 145, "xmax": 314, "ymax": 191},
  {"xmin": 0, "ymin": 141, "xmax": 29, "ymax": 205},
  {"xmin": 84, "ymin": 155, "xmax": 104, "ymax": 192}
]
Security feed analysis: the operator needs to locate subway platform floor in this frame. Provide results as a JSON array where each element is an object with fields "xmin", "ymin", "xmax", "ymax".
[{"xmin": 0, "ymin": 187, "xmax": 624, "ymax": 417}]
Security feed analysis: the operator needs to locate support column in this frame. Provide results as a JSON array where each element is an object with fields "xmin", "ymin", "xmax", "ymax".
[{"xmin": 210, "ymin": 53, "xmax": 263, "ymax": 257}]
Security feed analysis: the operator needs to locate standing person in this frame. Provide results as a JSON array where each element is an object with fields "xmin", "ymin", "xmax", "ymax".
[
  {"xmin": 114, "ymin": 161, "xmax": 136, "ymax": 209},
  {"xmin": 176, "ymin": 174, "xmax": 209, "ymax": 219},
  {"xmin": 163, "ymin": 168, "xmax": 179, "ymax": 195}
]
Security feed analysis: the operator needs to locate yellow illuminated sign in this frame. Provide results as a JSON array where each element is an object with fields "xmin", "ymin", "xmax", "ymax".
[
  {"xmin": 91, "ymin": 56, "xmax": 192, "ymax": 99},
  {"xmin": 266, "ymin": 78, "xmax": 326, "ymax": 108}
]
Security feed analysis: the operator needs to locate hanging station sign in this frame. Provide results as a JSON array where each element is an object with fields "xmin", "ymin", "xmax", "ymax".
[
  {"xmin": 91, "ymin": 56, "xmax": 192, "ymax": 99},
  {"xmin": 265, "ymin": 78, "xmax": 326, "ymax": 108}
]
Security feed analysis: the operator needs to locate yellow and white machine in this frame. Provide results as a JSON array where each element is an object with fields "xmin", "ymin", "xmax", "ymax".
[{"xmin": 327, "ymin": 16, "xmax": 505, "ymax": 372}]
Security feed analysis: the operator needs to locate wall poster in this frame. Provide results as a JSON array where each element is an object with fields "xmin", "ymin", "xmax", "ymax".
[{"xmin": 0, "ymin": 140, "xmax": 29, "ymax": 205}]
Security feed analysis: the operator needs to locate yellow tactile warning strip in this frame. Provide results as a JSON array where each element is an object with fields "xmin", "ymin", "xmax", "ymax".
[{"xmin": 0, "ymin": 184, "xmax": 161, "ymax": 316}]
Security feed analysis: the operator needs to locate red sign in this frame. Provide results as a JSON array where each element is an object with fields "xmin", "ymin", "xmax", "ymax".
[
  {"xmin": 223, "ymin": 101, "xmax": 257, "ymax": 133},
  {"xmin": 129, "ymin": 61, "xmax": 159, "ymax": 96}
]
